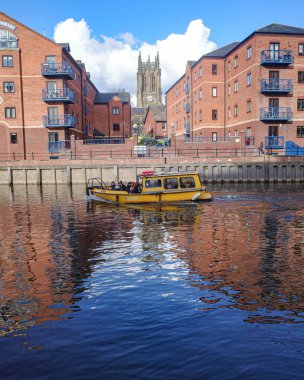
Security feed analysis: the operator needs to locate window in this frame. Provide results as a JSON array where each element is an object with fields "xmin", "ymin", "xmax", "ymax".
[
  {"xmin": 212, "ymin": 109, "xmax": 217, "ymax": 120},
  {"xmin": 5, "ymin": 107, "xmax": 16, "ymax": 118},
  {"xmin": 234, "ymin": 56, "xmax": 238, "ymax": 68},
  {"xmin": 228, "ymin": 107, "xmax": 231, "ymax": 119},
  {"xmin": 234, "ymin": 130, "xmax": 238, "ymax": 137},
  {"xmin": 112, "ymin": 107, "xmax": 119, "ymax": 115},
  {"xmin": 297, "ymin": 99, "xmax": 304, "ymax": 111},
  {"xmin": 152, "ymin": 75, "xmax": 156, "ymax": 91},
  {"xmin": 228, "ymin": 84, "xmax": 231, "ymax": 95},
  {"xmin": 2, "ymin": 55, "xmax": 13, "ymax": 67},
  {"xmin": 212, "ymin": 64, "xmax": 217, "ymax": 75},
  {"xmin": 297, "ymin": 126, "xmax": 304, "ymax": 137},
  {"xmin": 180, "ymin": 176, "xmax": 195, "ymax": 188},
  {"xmin": 212, "ymin": 132, "xmax": 217, "ymax": 142},
  {"xmin": 194, "ymin": 71, "xmax": 196, "ymax": 81},
  {"xmin": 298, "ymin": 71, "xmax": 304, "ymax": 83},
  {"xmin": 234, "ymin": 105, "xmax": 238, "ymax": 117},
  {"xmin": 247, "ymin": 100, "xmax": 252, "ymax": 112},
  {"xmin": 247, "ymin": 46, "xmax": 252, "ymax": 59},
  {"xmin": 199, "ymin": 88, "xmax": 202, "ymax": 99},
  {"xmin": 299, "ymin": 44, "xmax": 304, "ymax": 56},
  {"xmin": 234, "ymin": 81, "xmax": 238, "ymax": 93},
  {"xmin": 212, "ymin": 87, "xmax": 217, "ymax": 97},
  {"xmin": 199, "ymin": 66, "xmax": 202, "ymax": 77},
  {"xmin": 162, "ymin": 122, "xmax": 166, "ymax": 130},
  {"xmin": 228, "ymin": 61, "xmax": 231, "ymax": 72},
  {"xmin": 113, "ymin": 123, "xmax": 120, "ymax": 131},
  {"xmin": 0, "ymin": 29, "xmax": 18, "ymax": 48},
  {"xmin": 10, "ymin": 133, "xmax": 17, "ymax": 144},
  {"xmin": 247, "ymin": 73, "xmax": 252, "ymax": 86},
  {"xmin": 199, "ymin": 110, "xmax": 202, "ymax": 121},
  {"xmin": 164, "ymin": 178, "xmax": 178, "ymax": 189},
  {"xmin": 145, "ymin": 179, "xmax": 162, "ymax": 188},
  {"xmin": 3, "ymin": 82, "xmax": 14, "ymax": 92}
]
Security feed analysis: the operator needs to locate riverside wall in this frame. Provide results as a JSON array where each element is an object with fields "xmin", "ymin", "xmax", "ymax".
[{"xmin": 1, "ymin": 156, "xmax": 304, "ymax": 185}]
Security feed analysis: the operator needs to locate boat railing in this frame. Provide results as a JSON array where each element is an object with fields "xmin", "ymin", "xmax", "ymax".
[{"xmin": 87, "ymin": 177, "xmax": 107, "ymax": 189}]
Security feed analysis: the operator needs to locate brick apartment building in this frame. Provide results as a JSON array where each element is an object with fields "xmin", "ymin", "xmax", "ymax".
[
  {"xmin": 166, "ymin": 24, "xmax": 304, "ymax": 152},
  {"xmin": 0, "ymin": 13, "xmax": 131, "ymax": 159}
]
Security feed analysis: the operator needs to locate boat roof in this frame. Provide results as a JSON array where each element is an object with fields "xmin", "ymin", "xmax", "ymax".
[{"xmin": 138, "ymin": 171, "xmax": 200, "ymax": 178}]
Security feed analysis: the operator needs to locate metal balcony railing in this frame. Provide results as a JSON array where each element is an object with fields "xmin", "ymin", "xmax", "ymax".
[
  {"xmin": 260, "ymin": 107, "xmax": 292, "ymax": 121},
  {"xmin": 48, "ymin": 140, "xmax": 71, "ymax": 152},
  {"xmin": 264, "ymin": 136, "xmax": 284, "ymax": 149},
  {"xmin": 185, "ymin": 83, "xmax": 190, "ymax": 94},
  {"xmin": 42, "ymin": 88, "xmax": 75, "ymax": 103},
  {"xmin": 43, "ymin": 115, "xmax": 76, "ymax": 128},
  {"xmin": 260, "ymin": 79, "xmax": 292, "ymax": 93},
  {"xmin": 41, "ymin": 63, "xmax": 75, "ymax": 79},
  {"xmin": 261, "ymin": 50, "xmax": 293, "ymax": 65},
  {"xmin": 83, "ymin": 138, "xmax": 125, "ymax": 145}
]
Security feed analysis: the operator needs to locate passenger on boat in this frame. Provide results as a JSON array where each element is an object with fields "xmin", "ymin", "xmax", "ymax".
[
  {"xmin": 115, "ymin": 181, "xmax": 121, "ymax": 190},
  {"xmin": 129, "ymin": 182, "xmax": 140, "ymax": 193},
  {"xmin": 110, "ymin": 181, "xmax": 116, "ymax": 190},
  {"xmin": 119, "ymin": 181, "xmax": 127, "ymax": 191}
]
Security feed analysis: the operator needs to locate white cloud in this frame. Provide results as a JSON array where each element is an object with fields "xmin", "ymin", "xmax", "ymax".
[{"xmin": 53, "ymin": 18, "xmax": 217, "ymax": 105}]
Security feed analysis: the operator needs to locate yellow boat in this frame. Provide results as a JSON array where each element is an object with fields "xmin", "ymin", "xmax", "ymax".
[{"xmin": 87, "ymin": 171, "xmax": 212, "ymax": 204}]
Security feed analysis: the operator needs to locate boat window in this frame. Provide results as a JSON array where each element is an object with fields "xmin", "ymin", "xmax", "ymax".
[
  {"xmin": 180, "ymin": 176, "xmax": 195, "ymax": 188},
  {"xmin": 145, "ymin": 179, "xmax": 162, "ymax": 188},
  {"xmin": 164, "ymin": 178, "xmax": 178, "ymax": 189}
]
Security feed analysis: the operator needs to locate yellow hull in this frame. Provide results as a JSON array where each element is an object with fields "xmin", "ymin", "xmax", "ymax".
[{"xmin": 89, "ymin": 188, "xmax": 212, "ymax": 204}]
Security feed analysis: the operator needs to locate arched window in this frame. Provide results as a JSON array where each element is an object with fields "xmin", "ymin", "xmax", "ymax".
[
  {"xmin": 0, "ymin": 29, "xmax": 18, "ymax": 49},
  {"xmin": 152, "ymin": 75, "xmax": 156, "ymax": 91}
]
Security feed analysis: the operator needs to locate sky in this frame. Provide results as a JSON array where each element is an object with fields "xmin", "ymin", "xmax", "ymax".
[{"xmin": 2, "ymin": 0, "xmax": 304, "ymax": 104}]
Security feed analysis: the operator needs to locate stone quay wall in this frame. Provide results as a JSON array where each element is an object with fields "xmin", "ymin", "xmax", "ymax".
[{"xmin": 1, "ymin": 156, "xmax": 304, "ymax": 185}]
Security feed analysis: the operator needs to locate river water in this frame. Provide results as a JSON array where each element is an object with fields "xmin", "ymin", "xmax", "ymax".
[{"xmin": 0, "ymin": 183, "xmax": 304, "ymax": 379}]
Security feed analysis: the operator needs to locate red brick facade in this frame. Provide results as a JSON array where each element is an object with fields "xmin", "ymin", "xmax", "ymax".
[
  {"xmin": 0, "ymin": 13, "xmax": 131, "ymax": 159},
  {"xmin": 143, "ymin": 105, "xmax": 167, "ymax": 138},
  {"xmin": 166, "ymin": 25, "xmax": 304, "ymax": 151}
]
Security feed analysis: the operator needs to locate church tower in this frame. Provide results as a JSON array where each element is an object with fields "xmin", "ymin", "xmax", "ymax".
[{"xmin": 137, "ymin": 52, "xmax": 162, "ymax": 107}]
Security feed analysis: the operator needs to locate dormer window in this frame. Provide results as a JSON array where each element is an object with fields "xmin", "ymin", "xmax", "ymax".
[{"xmin": 0, "ymin": 29, "xmax": 18, "ymax": 49}]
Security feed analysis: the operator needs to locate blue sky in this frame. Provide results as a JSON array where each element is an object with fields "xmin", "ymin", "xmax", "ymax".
[
  {"xmin": 3, "ymin": 0, "xmax": 304, "ymax": 47},
  {"xmin": 2, "ymin": 0, "xmax": 304, "ymax": 101}
]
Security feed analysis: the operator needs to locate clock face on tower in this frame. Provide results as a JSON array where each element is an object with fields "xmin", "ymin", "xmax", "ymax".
[{"xmin": 147, "ymin": 95, "xmax": 154, "ymax": 102}]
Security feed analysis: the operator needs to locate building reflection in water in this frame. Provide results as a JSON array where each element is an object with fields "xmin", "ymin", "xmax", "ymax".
[
  {"xmin": 0, "ymin": 184, "xmax": 135, "ymax": 336},
  {"xmin": 1, "ymin": 183, "xmax": 304, "ymax": 335}
]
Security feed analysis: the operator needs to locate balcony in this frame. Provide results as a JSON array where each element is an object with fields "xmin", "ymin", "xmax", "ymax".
[
  {"xmin": 264, "ymin": 136, "xmax": 284, "ymax": 149},
  {"xmin": 261, "ymin": 50, "xmax": 293, "ymax": 65},
  {"xmin": 42, "ymin": 88, "xmax": 75, "ymax": 104},
  {"xmin": 185, "ymin": 103, "xmax": 190, "ymax": 113},
  {"xmin": 41, "ymin": 63, "xmax": 75, "ymax": 79},
  {"xmin": 260, "ymin": 79, "xmax": 292, "ymax": 94},
  {"xmin": 260, "ymin": 107, "xmax": 292, "ymax": 121},
  {"xmin": 48, "ymin": 140, "xmax": 71, "ymax": 152},
  {"xmin": 43, "ymin": 114, "xmax": 76, "ymax": 128}
]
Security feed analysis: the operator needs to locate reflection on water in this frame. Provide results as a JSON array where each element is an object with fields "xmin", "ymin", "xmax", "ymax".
[{"xmin": 1, "ymin": 183, "xmax": 304, "ymax": 378}]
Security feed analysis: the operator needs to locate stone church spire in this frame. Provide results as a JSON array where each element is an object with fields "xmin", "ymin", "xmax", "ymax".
[{"xmin": 136, "ymin": 52, "xmax": 162, "ymax": 108}]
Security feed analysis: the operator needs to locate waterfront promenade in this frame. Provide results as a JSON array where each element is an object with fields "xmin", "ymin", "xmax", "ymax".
[{"xmin": 1, "ymin": 155, "xmax": 304, "ymax": 185}]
